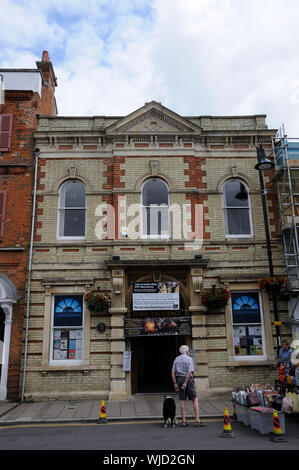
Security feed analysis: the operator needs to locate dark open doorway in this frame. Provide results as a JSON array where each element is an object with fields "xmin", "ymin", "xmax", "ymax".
[{"xmin": 131, "ymin": 335, "xmax": 185, "ymax": 393}]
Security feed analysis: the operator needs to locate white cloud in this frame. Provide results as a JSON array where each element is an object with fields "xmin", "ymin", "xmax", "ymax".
[{"xmin": 1, "ymin": 0, "xmax": 299, "ymax": 135}]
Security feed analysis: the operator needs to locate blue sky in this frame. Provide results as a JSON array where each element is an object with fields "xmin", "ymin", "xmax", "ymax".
[{"xmin": 1, "ymin": 0, "xmax": 299, "ymax": 136}]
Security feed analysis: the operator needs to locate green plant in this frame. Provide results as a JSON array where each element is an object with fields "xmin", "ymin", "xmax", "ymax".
[
  {"xmin": 257, "ymin": 276, "xmax": 286, "ymax": 290},
  {"xmin": 84, "ymin": 290, "xmax": 111, "ymax": 311},
  {"xmin": 200, "ymin": 286, "xmax": 231, "ymax": 306}
]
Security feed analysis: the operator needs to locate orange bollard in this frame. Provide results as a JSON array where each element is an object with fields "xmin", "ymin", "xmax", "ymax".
[
  {"xmin": 97, "ymin": 399, "xmax": 107, "ymax": 424},
  {"xmin": 270, "ymin": 409, "xmax": 287, "ymax": 442},
  {"xmin": 220, "ymin": 407, "xmax": 235, "ymax": 438}
]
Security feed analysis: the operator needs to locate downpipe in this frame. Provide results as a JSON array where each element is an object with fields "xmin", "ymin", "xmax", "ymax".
[{"xmin": 21, "ymin": 148, "xmax": 39, "ymax": 402}]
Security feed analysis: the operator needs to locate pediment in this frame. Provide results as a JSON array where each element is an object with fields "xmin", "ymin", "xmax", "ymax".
[{"xmin": 105, "ymin": 101, "xmax": 202, "ymax": 135}]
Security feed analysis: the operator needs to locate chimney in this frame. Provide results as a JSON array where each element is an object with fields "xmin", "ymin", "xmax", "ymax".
[
  {"xmin": 42, "ymin": 50, "xmax": 50, "ymax": 62},
  {"xmin": 36, "ymin": 50, "xmax": 58, "ymax": 116}
]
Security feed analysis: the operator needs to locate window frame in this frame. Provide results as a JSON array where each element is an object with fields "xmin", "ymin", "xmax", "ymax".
[
  {"xmin": 49, "ymin": 294, "xmax": 84, "ymax": 366},
  {"xmin": 222, "ymin": 178, "xmax": 254, "ymax": 238},
  {"xmin": 231, "ymin": 290, "xmax": 266, "ymax": 361},
  {"xmin": 140, "ymin": 178, "xmax": 171, "ymax": 239},
  {"xmin": 57, "ymin": 180, "xmax": 87, "ymax": 240}
]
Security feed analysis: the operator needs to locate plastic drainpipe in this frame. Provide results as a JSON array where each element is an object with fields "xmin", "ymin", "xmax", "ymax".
[{"xmin": 21, "ymin": 148, "xmax": 40, "ymax": 402}]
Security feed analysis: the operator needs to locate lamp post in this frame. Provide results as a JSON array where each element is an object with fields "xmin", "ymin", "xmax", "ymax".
[{"xmin": 255, "ymin": 144, "xmax": 281, "ymax": 355}]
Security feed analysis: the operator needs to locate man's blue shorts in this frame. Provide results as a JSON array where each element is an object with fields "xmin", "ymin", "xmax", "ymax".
[{"xmin": 176, "ymin": 376, "xmax": 197, "ymax": 400}]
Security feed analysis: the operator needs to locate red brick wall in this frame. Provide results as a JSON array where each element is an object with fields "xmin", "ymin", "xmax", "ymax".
[{"xmin": 0, "ymin": 66, "xmax": 56, "ymax": 399}]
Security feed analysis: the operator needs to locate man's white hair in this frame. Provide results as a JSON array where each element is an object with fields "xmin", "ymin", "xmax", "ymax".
[{"xmin": 179, "ymin": 345, "xmax": 189, "ymax": 354}]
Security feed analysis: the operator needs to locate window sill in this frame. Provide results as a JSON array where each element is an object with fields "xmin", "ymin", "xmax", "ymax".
[
  {"xmin": 225, "ymin": 235, "xmax": 254, "ymax": 239},
  {"xmin": 141, "ymin": 235, "xmax": 171, "ymax": 240},
  {"xmin": 47, "ymin": 363, "xmax": 85, "ymax": 370},
  {"xmin": 56, "ymin": 237, "xmax": 86, "ymax": 241},
  {"xmin": 227, "ymin": 359, "xmax": 273, "ymax": 367}
]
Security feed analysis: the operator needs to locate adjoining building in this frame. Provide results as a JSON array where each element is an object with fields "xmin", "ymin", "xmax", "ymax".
[
  {"xmin": 0, "ymin": 52, "xmax": 57, "ymax": 400},
  {"xmin": 22, "ymin": 96, "xmax": 291, "ymax": 401}
]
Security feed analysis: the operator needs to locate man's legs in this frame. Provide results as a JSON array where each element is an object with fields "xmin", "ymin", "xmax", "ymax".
[
  {"xmin": 181, "ymin": 397, "xmax": 200, "ymax": 424},
  {"xmin": 193, "ymin": 396, "xmax": 200, "ymax": 422},
  {"xmin": 180, "ymin": 400, "xmax": 187, "ymax": 423}
]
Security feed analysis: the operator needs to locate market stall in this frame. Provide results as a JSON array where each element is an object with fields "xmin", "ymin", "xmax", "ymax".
[{"xmin": 232, "ymin": 379, "xmax": 298, "ymax": 435}]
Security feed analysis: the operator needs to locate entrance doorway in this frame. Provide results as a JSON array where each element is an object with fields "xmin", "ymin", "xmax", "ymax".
[{"xmin": 131, "ymin": 335, "xmax": 185, "ymax": 393}]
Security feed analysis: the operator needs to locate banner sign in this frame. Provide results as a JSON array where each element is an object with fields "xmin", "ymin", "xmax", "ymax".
[
  {"xmin": 124, "ymin": 316, "xmax": 191, "ymax": 337},
  {"xmin": 132, "ymin": 282, "xmax": 179, "ymax": 311}
]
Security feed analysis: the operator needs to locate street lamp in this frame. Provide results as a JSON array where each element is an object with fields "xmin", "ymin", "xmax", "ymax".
[{"xmin": 255, "ymin": 144, "xmax": 281, "ymax": 355}]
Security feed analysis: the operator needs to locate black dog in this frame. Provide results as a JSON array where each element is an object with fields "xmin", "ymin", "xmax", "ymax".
[{"xmin": 163, "ymin": 395, "xmax": 176, "ymax": 427}]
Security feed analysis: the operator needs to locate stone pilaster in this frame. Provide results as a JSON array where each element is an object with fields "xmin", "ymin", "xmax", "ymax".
[
  {"xmin": 109, "ymin": 268, "xmax": 128, "ymax": 400},
  {"xmin": 189, "ymin": 268, "xmax": 209, "ymax": 391}
]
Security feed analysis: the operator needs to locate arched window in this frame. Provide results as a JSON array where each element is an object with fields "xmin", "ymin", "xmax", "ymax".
[
  {"xmin": 57, "ymin": 180, "xmax": 86, "ymax": 238},
  {"xmin": 223, "ymin": 179, "xmax": 253, "ymax": 237},
  {"xmin": 141, "ymin": 178, "xmax": 170, "ymax": 238}
]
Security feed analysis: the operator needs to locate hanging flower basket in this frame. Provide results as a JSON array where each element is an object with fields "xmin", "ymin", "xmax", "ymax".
[
  {"xmin": 200, "ymin": 286, "xmax": 231, "ymax": 309},
  {"xmin": 257, "ymin": 276, "xmax": 286, "ymax": 294},
  {"xmin": 84, "ymin": 291, "xmax": 111, "ymax": 313}
]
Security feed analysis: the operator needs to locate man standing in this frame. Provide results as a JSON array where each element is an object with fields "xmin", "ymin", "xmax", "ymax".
[
  {"xmin": 171, "ymin": 345, "xmax": 205, "ymax": 427},
  {"xmin": 274, "ymin": 341, "xmax": 293, "ymax": 368}
]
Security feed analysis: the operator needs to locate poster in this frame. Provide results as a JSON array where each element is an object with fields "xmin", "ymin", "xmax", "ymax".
[
  {"xmin": 132, "ymin": 282, "xmax": 179, "ymax": 311},
  {"xmin": 124, "ymin": 316, "xmax": 191, "ymax": 337},
  {"xmin": 123, "ymin": 351, "xmax": 132, "ymax": 371},
  {"xmin": 52, "ymin": 328, "xmax": 83, "ymax": 361},
  {"xmin": 233, "ymin": 325, "xmax": 264, "ymax": 356}
]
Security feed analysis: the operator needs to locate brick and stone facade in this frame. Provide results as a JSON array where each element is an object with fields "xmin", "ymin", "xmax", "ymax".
[
  {"xmin": 20, "ymin": 100, "xmax": 291, "ymax": 401},
  {"xmin": 0, "ymin": 52, "xmax": 57, "ymax": 400}
]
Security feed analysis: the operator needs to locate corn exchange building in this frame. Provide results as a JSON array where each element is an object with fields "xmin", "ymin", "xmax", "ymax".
[{"xmin": 21, "ymin": 75, "xmax": 291, "ymax": 400}]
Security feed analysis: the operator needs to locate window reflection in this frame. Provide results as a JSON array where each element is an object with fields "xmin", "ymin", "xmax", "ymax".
[
  {"xmin": 223, "ymin": 179, "xmax": 252, "ymax": 236},
  {"xmin": 142, "ymin": 179, "xmax": 170, "ymax": 237},
  {"xmin": 58, "ymin": 180, "xmax": 86, "ymax": 238}
]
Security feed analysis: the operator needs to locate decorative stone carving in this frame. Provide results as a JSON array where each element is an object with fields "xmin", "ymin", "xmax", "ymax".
[
  {"xmin": 111, "ymin": 269, "xmax": 125, "ymax": 308},
  {"xmin": 191, "ymin": 268, "xmax": 203, "ymax": 293},
  {"xmin": 68, "ymin": 162, "xmax": 77, "ymax": 179},
  {"xmin": 230, "ymin": 165, "xmax": 238, "ymax": 177},
  {"xmin": 149, "ymin": 160, "xmax": 159, "ymax": 176}
]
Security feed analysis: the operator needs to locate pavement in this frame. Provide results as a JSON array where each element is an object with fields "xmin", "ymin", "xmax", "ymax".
[{"xmin": 0, "ymin": 389, "xmax": 233, "ymax": 426}]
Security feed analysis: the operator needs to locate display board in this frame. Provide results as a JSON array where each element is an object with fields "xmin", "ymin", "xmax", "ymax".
[
  {"xmin": 132, "ymin": 282, "xmax": 179, "ymax": 311},
  {"xmin": 124, "ymin": 316, "xmax": 191, "ymax": 337}
]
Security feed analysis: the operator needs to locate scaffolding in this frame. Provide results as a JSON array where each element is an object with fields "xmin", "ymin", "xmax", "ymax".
[
  {"xmin": 272, "ymin": 127, "xmax": 299, "ymax": 291},
  {"xmin": 271, "ymin": 128, "xmax": 299, "ymax": 343}
]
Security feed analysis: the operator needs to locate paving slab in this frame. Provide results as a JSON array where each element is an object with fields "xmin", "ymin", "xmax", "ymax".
[{"xmin": 0, "ymin": 393, "xmax": 233, "ymax": 425}]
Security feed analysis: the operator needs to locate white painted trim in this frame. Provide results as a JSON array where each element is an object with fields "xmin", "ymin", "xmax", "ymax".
[
  {"xmin": 0, "ymin": 303, "xmax": 13, "ymax": 400},
  {"xmin": 231, "ymin": 290, "xmax": 267, "ymax": 362},
  {"xmin": 222, "ymin": 179, "xmax": 254, "ymax": 237},
  {"xmin": 140, "ymin": 178, "xmax": 171, "ymax": 239},
  {"xmin": 56, "ymin": 180, "xmax": 87, "ymax": 239},
  {"xmin": 49, "ymin": 294, "xmax": 84, "ymax": 366}
]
